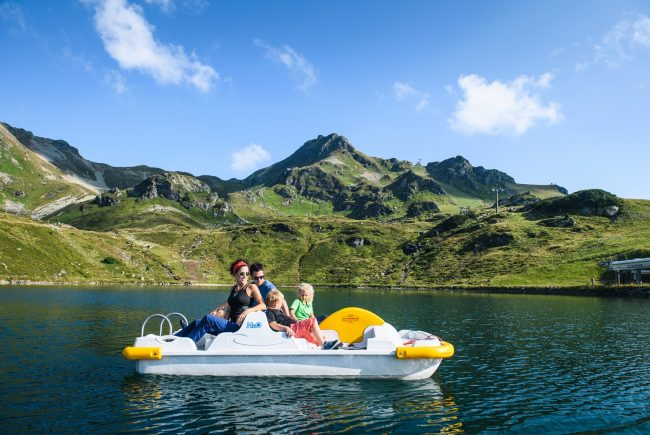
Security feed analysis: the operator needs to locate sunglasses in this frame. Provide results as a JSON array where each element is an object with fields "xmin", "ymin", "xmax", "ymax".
[
  {"xmin": 253, "ymin": 275, "xmax": 265, "ymax": 281},
  {"xmin": 238, "ymin": 271, "xmax": 249, "ymax": 277}
]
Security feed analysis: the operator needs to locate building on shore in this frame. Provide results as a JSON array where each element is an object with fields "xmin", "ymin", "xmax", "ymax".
[{"xmin": 598, "ymin": 257, "xmax": 650, "ymax": 284}]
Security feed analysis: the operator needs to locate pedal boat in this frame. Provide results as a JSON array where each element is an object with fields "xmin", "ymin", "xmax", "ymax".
[{"xmin": 123, "ymin": 307, "xmax": 454, "ymax": 380}]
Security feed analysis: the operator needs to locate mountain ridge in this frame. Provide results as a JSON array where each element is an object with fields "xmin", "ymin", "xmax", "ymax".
[{"xmin": 1, "ymin": 121, "xmax": 568, "ymax": 224}]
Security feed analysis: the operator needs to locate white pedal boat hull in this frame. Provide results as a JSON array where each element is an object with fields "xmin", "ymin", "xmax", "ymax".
[{"xmin": 135, "ymin": 352, "xmax": 441, "ymax": 380}]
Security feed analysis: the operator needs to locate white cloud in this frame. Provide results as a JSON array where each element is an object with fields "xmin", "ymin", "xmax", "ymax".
[
  {"xmin": 254, "ymin": 39, "xmax": 318, "ymax": 93},
  {"xmin": 93, "ymin": 0, "xmax": 218, "ymax": 92},
  {"xmin": 230, "ymin": 143, "xmax": 271, "ymax": 173},
  {"xmin": 393, "ymin": 81, "xmax": 429, "ymax": 112},
  {"xmin": 590, "ymin": 14, "xmax": 650, "ymax": 68},
  {"xmin": 104, "ymin": 69, "xmax": 127, "ymax": 94},
  {"xmin": 449, "ymin": 73, "xmax": 562, "ymax": 135},
  {"xmin": 0, "ymin": 2, "xmax": 28, "ymax": 32},
  {"xmin": 144, "ymin": 0, "xmax": 174, "ymax": 13}
]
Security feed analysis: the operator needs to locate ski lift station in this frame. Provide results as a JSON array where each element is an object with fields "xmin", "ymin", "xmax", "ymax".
[{"xmin": 599, "ymin": 257, "xmax": 650, "ymax": 284}]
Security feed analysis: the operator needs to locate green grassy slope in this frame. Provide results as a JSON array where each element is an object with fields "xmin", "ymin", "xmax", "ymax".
[
  {"xmin": 48, "ymin": 196, "xmax": 237, "ymax": 231},
  {"xmin": 3, "ymin": 198, "xmax": 649, "ymax": 288},
  {"xmin": 0, "ymin": 124, "xmax": 94, "ymax": 217}
]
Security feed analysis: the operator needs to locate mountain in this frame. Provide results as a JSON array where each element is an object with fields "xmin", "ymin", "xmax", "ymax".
[
  {"xmin": 3, "ymin": 123, "xmax": 166, "ymax": 190},
  {"xmin": 2, "ymin": 121, "xmax": 568, "ymax": 226},
  {"xmin": 3, "ymin": 121, "xmax": 649, "ymax": 289},
  {"xmin": 0, "ymin": 123, "xmax": 95, "ymax": 218}
]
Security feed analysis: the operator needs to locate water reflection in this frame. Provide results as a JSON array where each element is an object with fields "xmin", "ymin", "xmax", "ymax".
[{"xmin": 120, "ymin": 374, "xmax": 462, "ymax": 433}]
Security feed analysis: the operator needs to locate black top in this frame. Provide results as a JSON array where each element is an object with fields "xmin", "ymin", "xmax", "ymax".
[
  {"xmin": 266, "ymin": 308, "xmax": 296, "ymax": 328},
  {"xmin": 228, "ymin": 283, "xmax": 251, "ymax": 322}
]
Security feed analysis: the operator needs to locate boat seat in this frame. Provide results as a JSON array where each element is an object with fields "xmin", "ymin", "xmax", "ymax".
[
  {"xmin": 319, "ymin": 307, "xmax": 385, "ymax": 344},
  {"xmin": 321, "ymin": 329, "xmax": 340, "ymax": 342}
]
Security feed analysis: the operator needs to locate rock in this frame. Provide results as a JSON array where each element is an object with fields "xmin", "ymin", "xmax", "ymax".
[
  {"xmin": 94, "ymin": 194, "xmax": 121, "ymax": 207},
  {"xmin": 129, "ymin": 172, "xmax": 211, "ymax": 202},
  {"xmin": 212, "ymin": 200, "xmax": 232, "ymax": 217},
  {"xmin": 273, "ymin": 185, "xmax": 296, "ymax": 199},
  {"xmin": 347, "ymin": 201, "xmax": 393, "ymax": 219},
  {"xmin": 402, "ymin": 242, "xmax": 418, "ymax": 255},
  {"xmin": 0, "ymin": 172, "xmax": 13, "ymax": 187},
  {"xmin": 465, "ymin": 231, "xmax": 514, "ymax": 253},
  {"xmin": 426, "ymin": 156, "xmax": 515, "ymax": 195},
  {"xmin": 346, "ymin": 237, "xmax": 369, "ymax": 248},
  {"xmin": 270, "ymin": 223, "xmax": 295, "ymax": 234},
  {"xmin": 423, "ymin": 214, "xmax": 472, "ymax": 236},
  {"xmin": 284, "ymin": 166, "xmax": 345, "ymax": 201},
  {"xmin": 406, "ymin": 201, "xmax": 440, "ymax": 217},
  {"xmin": 497, "ymin": 191, "xmax": 539, "ymax": 208},
  {"xmin": 386, "ymin": 170, "xmax": 446, "ymax": 200},
  {"xmin": 527, "ymin": 189, "xmax": 622, "ymax": 217},
  {"xmin": 538, "ymin": 215, "xmax": 575, "ymax": 228},
  {"xmin": 603, "ymin": 205, "xmax": 619, "ymax": 217},
  {"xmin": 2, "ymin": 199, "xmax": 25, "ymax": 214}
]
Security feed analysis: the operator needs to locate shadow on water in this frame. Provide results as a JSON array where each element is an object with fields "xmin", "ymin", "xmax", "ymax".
[{"xmin": 119, "ymin": 374, "xmax": 462, "ymax": 433}]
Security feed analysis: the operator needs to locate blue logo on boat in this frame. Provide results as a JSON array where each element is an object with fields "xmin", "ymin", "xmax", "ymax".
[{"xmin": 246, "ymin": 321, "xmax": 262, "ymax": 329}]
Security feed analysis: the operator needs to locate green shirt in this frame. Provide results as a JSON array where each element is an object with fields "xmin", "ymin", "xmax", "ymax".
[{"xmin": 290, "ymin": 299, "xmax": 313, "ymax": 320}]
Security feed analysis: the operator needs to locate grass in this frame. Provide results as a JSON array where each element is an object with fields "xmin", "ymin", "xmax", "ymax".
[
  {"xmin": 3, "ymin": 198, "xmax": 650, "ymax": 288},
  {"xmin": 0, "ymin": 126, "xmax": 92, "ymax": 214}
]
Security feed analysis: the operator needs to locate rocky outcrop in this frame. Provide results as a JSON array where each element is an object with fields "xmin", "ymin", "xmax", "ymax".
[
  {"xmin": 427, "ymin": 156, "xmax": 515, "ymax": 187},
  {"xmin": 426, "ymin": 156, "xmax": 517, "ymax": 197},
  {"xmin": 94, "ymin": 188, "xmax": 122, "ymax": 207},
  {"xmin": 128, "ymin": 172, "xmax": 228, "ymax": 214},
  {"xmin": 406, "ymin": 201, "xmax": 440, "ymax": 217},
  {"xmin": 423, "ymin": 213, "xmax": 472, "ymax": 237},
  {"xmin": 346, "ymin": 237, "xmax": 370, "ymax": 248},
  {"xmin": 386, "ymin": 170, "xmax": 446, "ymax": 200},
  {"xmin": 284, "ymin": 166, "xmax": 345, "ymax": 201},
  {"xmin": 464, "ymin": 231, "xmax": 514, "ymax": 253},
  {"xmin": 498, "ymin": 191, "xmax": 539, "ymax": 208},
  {"xmin": 0, "ymin": 172, "xmax": 13, "ymax": 188},
  {"xmin": 130, "ymin": 172, "xmax": 210, "ymax": 201},
  {"xmin": 539, "ymin": 215, "xmax": 575, "ymax": 228},
  {"xmin": 527, "ymin": 189, "xmax": 622, "ymax": 217},
  {"xmin": 347, "ymin": 201, "xmax": 394, "ymax": 219}
]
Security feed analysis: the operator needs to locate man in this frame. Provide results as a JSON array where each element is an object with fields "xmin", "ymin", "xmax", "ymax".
[{"xmin": 250, "ymin": 263, "xmax": 289, "ymax": 315}]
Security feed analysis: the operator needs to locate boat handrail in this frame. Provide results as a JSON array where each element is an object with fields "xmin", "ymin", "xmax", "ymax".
[
  {"xmin": 141, "ymin": 314, "xmax": 173, "ymax": 337},
  {"xmin": 163, "ymin": 312, "xmax": 188, "ymax": 334}
]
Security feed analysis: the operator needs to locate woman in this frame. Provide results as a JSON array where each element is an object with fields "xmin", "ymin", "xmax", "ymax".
[{"xmin": 175, "ymin": 259, "xmax": 266, "ymax": 342}]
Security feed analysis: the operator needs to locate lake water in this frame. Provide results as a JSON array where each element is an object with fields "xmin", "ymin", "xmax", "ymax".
[{"xmin": 0, "ymin": 286, "xmax": 648, "ymax": 433}]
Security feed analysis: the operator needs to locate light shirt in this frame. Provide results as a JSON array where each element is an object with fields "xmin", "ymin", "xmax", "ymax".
[{"xmin": 290, "ymin": 299, "xmax": 313, "ymax": 320}]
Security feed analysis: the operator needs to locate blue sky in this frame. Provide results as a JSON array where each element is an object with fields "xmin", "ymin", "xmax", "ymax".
[{"xmin": 2, "ymin": 1, "xmax": 650, "ymax": 199}]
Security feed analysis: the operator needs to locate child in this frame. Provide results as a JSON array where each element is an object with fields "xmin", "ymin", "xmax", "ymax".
[
  {"xmin": 265, "ymin": 289, "xmax": 339, "ymax": 350},
  {"xmin": 290, "ymin": 283, "xmax": 315, "ymax": 321}
]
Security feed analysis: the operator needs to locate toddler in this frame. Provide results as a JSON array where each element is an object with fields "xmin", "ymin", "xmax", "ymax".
[
  {"xmin": 290, "ymin": 283, "xmax": 315, "ymax": 321},
  {"xmin": 266, "ymin": 289, "xmax": 338, "ymax": 350}
]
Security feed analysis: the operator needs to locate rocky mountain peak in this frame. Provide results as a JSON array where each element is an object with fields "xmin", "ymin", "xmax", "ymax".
[
  {"xmin": 244, "ymin": 133, "xmax": 357, "ymax": 187},
  {"xmin": 426, "ymin": 155, "xmax": 516, "ymax": 197}
]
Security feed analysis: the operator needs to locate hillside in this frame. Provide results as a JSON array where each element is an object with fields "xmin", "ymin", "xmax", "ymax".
[
  {"xmin": 3, "ymin": 123, "xmax": 165, "ymax": 190},
  {"xmin": 0, "ymin": 123, "xmax": 96, "ymax": 218},
  {"xmin": 1, "ymin": 196, "xmax": 648, "ymax": 287},
  {"xmin": 1, "ymin": 123, "xmax": 567, "ymax": 226},
  {"xmin": 4, "ymin": 121, "xmax": 645, "ymax": 289}
]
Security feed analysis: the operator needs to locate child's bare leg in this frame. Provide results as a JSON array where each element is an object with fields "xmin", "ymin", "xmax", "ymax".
[{"xmin": 311, "ymin": 322, "xmax": 325, "ymax": 345}]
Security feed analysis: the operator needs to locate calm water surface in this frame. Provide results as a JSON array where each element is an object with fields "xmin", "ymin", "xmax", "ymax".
[{"xmin": 0, "ymin": 286, "xmax": 649, "ymax": 433}]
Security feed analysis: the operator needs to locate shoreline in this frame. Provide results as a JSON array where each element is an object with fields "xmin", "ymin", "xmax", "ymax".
[{"xmin": 1, "ymin": 279, "xmax": 648, "ymax": 297}]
